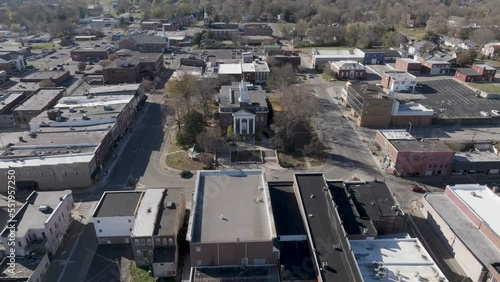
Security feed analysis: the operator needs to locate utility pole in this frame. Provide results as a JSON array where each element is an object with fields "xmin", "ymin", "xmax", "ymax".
[
  {"xmin": 471, "ymin": 129, "xmax": 477, "ymax": 143},
  {"xmin": 408, "ymin": 122, "xmax": 412, "ymax": 135}
]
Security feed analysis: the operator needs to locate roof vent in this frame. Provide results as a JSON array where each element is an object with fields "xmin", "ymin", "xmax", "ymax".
[
  {"xmin": 308, "ymin": 214, "xmax": 314, "ymax": 217},
  {"xmin": 256, "ymin": 197, "xmax": 263, "ymax": 203},
  {"xmin": 219, "ymin": 215, "xmax": 225, "ymax": 220},
  {"xmin": 257, "ymin": 186, "xmax": 263, "ymax": 190},
  {"xmin": 471, "ymin": 191, "xmax": 476, "ymax": 197},
  {"xmin": 39, "ymin": 204, "xmax": 49, "ymax": 212},
  {"xmin": 166, "ymin": 202, "xmax": 175, "ymax": 209},
  {"xmin": 79, "ymin": 109, "xmax": 86, "ymax": 113},
  {"xmin": 103, "ymin": 105, "xmax": 113, "ymax": 111},
  {"xmin": 147, "ymin": 208, "xmax": 152, "ymax": 213},
  {"xmin": 69, "ymin": 108, "xmax": 77, "ymax": 113},
  {"xmin": 310, "ymin": 194, "xmax": 315, "ymax": 198},
  {"xmin": 82, "ymin": 114, "xmax": 90, "ymax": 120}
]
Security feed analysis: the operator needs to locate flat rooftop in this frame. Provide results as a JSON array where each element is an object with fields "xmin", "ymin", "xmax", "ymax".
[
  {"xmin": 447, "ymin": 184, "xmax": 500, "ymax": 235},
  {"xmin": 384, "ymin": 70, "xmax": 416, "ymax": 81},
  {"xmin": 329, "ymin": 181, "xmax": 376, "ymax": 236},
  {"xmin": 456, "ymin": 68, "xmax": 481, "ymax": 76},
  {"xmin": 218, "ymin": 63, "xmax": 242, "ymax": 75},
  {"xmin": 105, "ymin": 52, "xmax": 161, "ymax": 69},
  {"xmin": 414, "ymin": 79, "xmax": 500, "ymax": 119},
  {"xmin": 349, "ymin": 84, "xmax": 388, "ymax": 100},
  {"xmin": 344, "ymin": 181, "xmax": 400, "ymax": 218},
  {"xmin": 153, "ymin": 189, "xmax": 182, "ymax": 236},
  {"xmin": 425, "ymin": 193, "xmax": 500, "ymax": 267},
  {"xmin": 314, "ymin": 49, "xmax": 354, "ymax": 56},
  {"xmin": 391, "ymin": 139, "xmax": 454, "ymax": 153},
  {"xmin": 454, "ymin": 150, "xmax": 500, "ymax": 163},
  {"xmin": 7, "ymin": 82, "xmax": 40, "ymax": 92},
  {"xmin": 87, "ymin": 84, "xmax": 141, "ymax": 94},
  {"xmin": 268, "ymin": 182, "xmax": 306, "ymax": 236},
  {"xmin": 93, "ymin": 191, "xmax": 143, "ymax": 218},
  {"xmin": 295, "ymin": 174, "xmax": 362, "ymax": 282},
  {"xmin": 0, "ymin": 153, "xmax": 95, "ymax": 169},
  {"xmin": 188, "ymin": 170, "xmax": 275, "ymax": 243},
  {"xmin": 2, "ymin": 190, "xmax": 72, "ymax": 238},
  {"xmin": 132, "ymin": 189, "xmax": 165, "ymax": 237},
  {"xmin": 55, "ymin": 95, "xmax": 134, "ymax": 108},
  {"xmin": 0, "ymin": 92, "xmax": 23, "ymax": 112},
  {"xmin": 192, "ymin": 266, "xmax": 280, "ymax": 282},
  {"xmin": 379, "ymin": 129, "xmax": 415, "ymax": 140},
  {"xmin": 475, "ymin": 63, "xmax": 496, "ymax": 70},
  {"xmin": 351, "ymin": 237, "xmax": 448, "ymax": 282},
  {"xmin": 13, "ymin": 88, "xmax": 65, "ymax": 112},
  {"xmin": 20, "ymin": 70, "xmax": 70, "ymax": 82},
  {"xmin": 398, "ymin": 58, "xmax": 420, "ymax": 63},
  {"xmin": 219, "ymin": 82, "xmax": 268, "ymax": 109}
]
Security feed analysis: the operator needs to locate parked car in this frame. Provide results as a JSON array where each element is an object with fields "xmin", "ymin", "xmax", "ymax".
[
  {"xmin": 480, "ymin": 111, "xmax": 490, "ymax": 117},
  {"xmin": 491, "ymin": 110, "xmax": 499, "ymax": 116},
  {"xmin": 180, "ymin": 170, "xmax": 192, "ymax": 178},
  {"xmin": 410, "ymin": 185, "xmax": 424, "ymax": 193}
]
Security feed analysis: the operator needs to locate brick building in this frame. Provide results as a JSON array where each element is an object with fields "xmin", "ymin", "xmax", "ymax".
[
  {"xmin": 117, "ymin": 35, "xmax": 168, "ymax": 53},
  {"xmin": 395, "ymin": 58, "xmax": 421, "ymax": 75},
  {"xmin": 103, "ymin": 49, "xmax": 164, "ymax": 84},
  {"xmin": 330, "ymin": 60, "xmax": 366, "ymax": 80},
  {"xmin": 343, "ymin": 83, "xmax": 394, "ymax": 127},
  {"xmin": 217, "ymin": 80, "xmax": 268, "ymax": 137},
  {"xmin": 12, "ymin": 88, "xmax": 66, "ymax": 128},
  {"xmin": 70, "ymin": 48, "xmax": 111, "ymax": 62},
  {"xmin": 266, "ymin": 50, "xmax": 301, "ymax": 69},
  {"xmin": 415, "ymin": 56, "xmax": 451, "ymax": 76},
  {"xmin": 375, "ymin": 130, "xmax": 455, "ymax": 177},
  {"xmin": 20, "ymin": 70, "xmax": 71, "ymax": 86},
  {"xmin": 242, "ymin": 24, "xmax": 273, "ymax": 36},
  {"xmin": 455, "ymin": 63, "xmax": 496, "ymax": 82}
]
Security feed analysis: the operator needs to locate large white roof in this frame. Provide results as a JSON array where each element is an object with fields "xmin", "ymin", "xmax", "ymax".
[
  {"xmin": 218, "ymin": 64, "xmax": 242, "ymax": 74},
  {"xmin": 0, "ymin": 154, "xmax": 94, "ymax": 168},
  {"xmin": 132, "ymin": 188, "xmax": 165, "ymax": 237},
  {"xmin": 351, "ymin": 237, "xmax": 448, "ymax": 282},
  {"xmin": 447, "ymin": 184, "xmax": 500, "ymax": 236}
]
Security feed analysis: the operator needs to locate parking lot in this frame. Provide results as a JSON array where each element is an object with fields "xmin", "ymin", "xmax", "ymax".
[{"xmin": 415, "ymin": 79, "xmax": 500, "ymax": 119}]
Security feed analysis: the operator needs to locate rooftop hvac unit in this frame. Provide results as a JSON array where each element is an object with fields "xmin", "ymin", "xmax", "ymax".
[
  {"xmin": 375, "ymin": 272, "xmax": 387, "ymax": 278},
  {"xmin": 38, "ymin": 204, "xmax": 49, "ymax": 212},
  {"xmin": 69, "ymin": 108, "xmax": 77, "ymax": 113},
  {"xmin": 255, "ymin": 197, "xmax": 263, "ymax": 203}
]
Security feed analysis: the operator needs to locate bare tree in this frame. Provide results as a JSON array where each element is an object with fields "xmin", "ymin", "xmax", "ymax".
[
  {"xmin": 268, "ymin": 64, "xmax": 298, "ymax": 92},
  {"xmin": 76, "ymin": 62, "xmax": 86, "ymax": 72},
  {"xmin": 195, "ymin": 79, "xmax": 218, "ymax": 123},
  {"xmin": 470, "ymin": 28, "xmax": 496, "ymax": 48},
  {"xmin": 196, "ymin": 127, "xmax": 225, "ymax": 153},
  {"xmin": 165, "ymin": 73, "xmax": 197, "ymax": 112},
  {"xmin": 271, "ymin": 86, "xmax": 317, "ymax": 148}
]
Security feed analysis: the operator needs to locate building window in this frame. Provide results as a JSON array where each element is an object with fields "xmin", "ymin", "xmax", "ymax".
[
  {"xmin": 196, "ymin": 247, "xmax": 201, "ymax": 252},
  {"xmin": 99, "ymin": 229, "xmax": 102, "ymax": 233},
  {"xmin": 135, "ymin": 239, "xmax": 140, "ymax": 246},
  {"xmin": 18, "ymin": 242, "xmax": 22, "ymax": 247},
  {"xmin": 128, "ymin": 219, "xmax": 131, "ymax": 223},
  {"xmin": 168, "ymin": 238, "xmax": 174, "ymax": 245},
  {"xmin": 148, "ymin": 249, "xmax": 153, "ymax": 256},
  {"xmin": 136, "ymin": 250, "xmax": 141, "ymax": 256},
  {"xmin": 196, "ymin": 260, "xmax": 202, "ymax": 266},
  {"xmin": 155, "ymin": 238, "xmax": 161, "ymax": 245},
  {"xmin": 147, "ymin": 239, "xmax": 152, "ymax": 245},
  {"xmin": 129, "ymin": 228, "xmax": 132, "ymax": 232},
  {"xmin": 141, "ymin": 239, "xmax": 145, "ymax": 246},
  {"xmin": 162, "ymin": 238, "xmax": 167, "ymax": 245}
]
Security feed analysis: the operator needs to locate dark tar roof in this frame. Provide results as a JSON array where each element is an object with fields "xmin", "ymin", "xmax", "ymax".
[
  {"xmin": 295, "ymin": 174, "xmax": 362, "ymax": 282},
  {"xmin": 153, "ymin": 247, "xmax": 176, "ymax": 263},
  {"xmin": 268, "ymin": 182, "xmax": 306, "ymax": 236},
  {"xmin": 128, "ymin": 35, "xmax": 167, "ymax": 44},
  {"xmin": 153, "ymin": 189, "xmax": 182, "ymax": 236},
  {"xmin": 343, "ymin": 181, "xmax": 400, "ymax": 218},
  {"xmin": 93, "ymin": 191, "xmax": 143, "ymax": 217},
  {"xmin": 349, "ymin": 84, "xmax": 388, "ymax": 100},
  {"xmin": 456, "ymin": 68, "xmax": 481, "ymax": 76},
  {"xmin": 328, "ymin": 181, "xmax": 376, "ymax": 236}
]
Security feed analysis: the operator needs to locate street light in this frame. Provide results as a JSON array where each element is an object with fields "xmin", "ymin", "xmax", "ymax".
[{"xmin": 408, "ymin": 122, "xmax": 412, "ymax": 135}]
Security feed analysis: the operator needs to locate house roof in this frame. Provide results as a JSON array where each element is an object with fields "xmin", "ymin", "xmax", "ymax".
[
  {"xmin": 332, "ymin": 60, "xmax": 365, "ymax": 70},
  {"xmin": 0, "ymin": 51, "xmax": 22, "ymax": 61}
]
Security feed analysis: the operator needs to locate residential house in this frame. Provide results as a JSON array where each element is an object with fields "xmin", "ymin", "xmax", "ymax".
[
  {"xmin": 415, "ymin": 55, "xmax": 451, "ymax": 75},
  {"xmin": 217, "ymin": 80, "xmax": 268, "ymax": 137},
  {"xmin": 481, "ymin": 42, "xmax": 500, "ymax": 58},
  {"xmin": 0, "ymin": 190, "xmax": 74, "ymax": 256},
  {"xmin": 395, "ymin": 58, "xmax": 421, "ymax": 75},
  {"xmin": 442, "ymin": 36, "xmax": 476, "ymax": 50},
  {"xmin": 448, "ymin": 16, "xmax": 467, "ymax": 27},
  {"xmin": 117, "ymin": 35, "xmax": 168, "ymax": 53},
  {"xmin": 208, "ymin": 23, "xmax": 240, "ymax": 40},
  {"xmin": 381, "ymin": 71, "xmax": 417, "ymax": 92},
  {"xmin": 408, "ymin": 41, "xmax": 435, "ymax": 56},
  {"xmin": 103, "ymin": 49, "xmax": 164, "ymax": 84},
  {"xmin": 200, "ymin": 38, "xmax": 223, "ymax": 48},
  {"xmin": 455, "ymin": 63, "xmax": 496, "ymax": 82},
  {"xmin": 375, "ymin": 130, "xmax": 455, "ymax": 177},
  {"xmin": 0, "ymin": 51, "xmax": 25, "ymax": 74},
  {"xmin": 330, "ymin": 60, "xmax": 366, "ymax": 80},
  {"xmin": 384, "ymin": 50, "xmax": 402, "ymax": 63}
]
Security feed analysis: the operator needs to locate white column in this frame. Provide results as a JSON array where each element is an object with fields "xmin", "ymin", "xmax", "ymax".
[
  {"xmin": 252, "ymin": 117, "xmax": 255, "ymax": 134},
  {"xmin": 233, "ymin": 117, "xmax": 237, "ymax": 134}
]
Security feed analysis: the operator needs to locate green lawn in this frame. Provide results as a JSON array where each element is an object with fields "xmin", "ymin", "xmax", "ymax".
[
  {"xmin": 130, "ymin": 262, "xmax": 155, "ymax": 282},
  {"xmin": 399, "ymin": 28, "xmax": 427, "ymax": 40},
  {"xmin": 166, "ymin": 151, "xmax": 212, "ymax": 170},
  {"xmin": 468, "ymin": 82, "xmax": 500, "ymax": 94}
]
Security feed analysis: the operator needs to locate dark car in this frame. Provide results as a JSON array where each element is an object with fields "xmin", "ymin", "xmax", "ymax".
[
  {"xmin": 410, "ymin": 185, "xmax": 424, "ymax": 193},
  {"xmin": 180, "ymin": 170, "xmax": 192, "ymax": 178}
]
